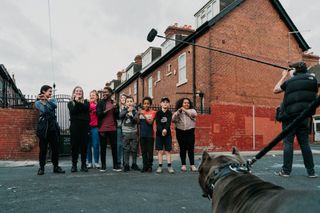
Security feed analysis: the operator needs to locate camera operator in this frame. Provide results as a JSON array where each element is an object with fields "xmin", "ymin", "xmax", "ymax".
[{"xmin": 273, "ymin": 62, "xmax": 318, "ymax": 178}]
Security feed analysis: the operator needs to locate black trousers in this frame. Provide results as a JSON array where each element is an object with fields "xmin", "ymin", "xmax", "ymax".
[
  {"xmin": 176, "ymin": 128, "xmax": 195, "ymax": 165},
  {"xmin": 100, "ymin": 131, "xmax": 118, "ymax": 168},
  {"xmin": 38, "ymin": 131, "xmax": 59, "ymax": 168},
  {"xmin": 70, "ymin": 121, "xmax": 89, "ymax": 165},
  {"xmin": 140, "ymin": 137, "xmax": 154, "ymax": 169}
]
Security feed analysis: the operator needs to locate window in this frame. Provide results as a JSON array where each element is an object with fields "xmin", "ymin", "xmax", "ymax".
[
  {"xmin": 133, "ymin": 81, "xmax": 137, "ymax": 95},
  {"xmin": 157, "ymin": 71, "xmax": 161, "ymax": 81},
  {"xmin": 177, "ymin": 53, "xmax": 187, "ymax": 85},
  {"xmin": 148, "ymin": 76, "xmax": 153, "ymax": 97}
]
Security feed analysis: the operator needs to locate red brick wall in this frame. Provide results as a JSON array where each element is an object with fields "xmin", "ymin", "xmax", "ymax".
[
  {"xmin": 169, "ymin": 103, "xmax": 285, "ymax": 154},
  {"xmin": 197, "ymin": 0, "xmax": 302, "ymax": 107},
  {"xmin": 0, "ymin": 109, "xmax": 39, "ymax": 160}
]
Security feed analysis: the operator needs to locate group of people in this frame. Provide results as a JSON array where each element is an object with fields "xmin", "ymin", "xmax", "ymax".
[{"xmin": 35, "ymin": 85, "xmax": 198, "ymax": 175}]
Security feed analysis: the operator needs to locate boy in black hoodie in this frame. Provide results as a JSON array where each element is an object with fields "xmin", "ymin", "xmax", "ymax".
[{"xmin": 155, "ymin": 97, "xmax": 174, "ymax": 174}]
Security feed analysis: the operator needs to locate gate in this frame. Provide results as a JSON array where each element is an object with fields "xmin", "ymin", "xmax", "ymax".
[{"xmin": 55, "ymin": 94, "xmax": 71, "ymax": 156}]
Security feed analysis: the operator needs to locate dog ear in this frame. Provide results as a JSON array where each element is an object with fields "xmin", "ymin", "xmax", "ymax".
[
  {"xmin": 232, "ymin": 147, "xmax": 246, "ymax": 163},
  {"xmin": 202, "ymin": 151, "xmax": 211, "ymax": 161}
]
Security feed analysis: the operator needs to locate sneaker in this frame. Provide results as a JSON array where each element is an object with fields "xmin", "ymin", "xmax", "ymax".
[
  {"xmin": 113, "ymin": 165, "xmax": 122, "ymax": 172},
  {"xmin": 141, "ymin": 167, "xmax": 147, "ymax": 173},
  {"xmin": 37, "ymin": 168, "xmax": 44, "ymax": 175},
  {"xmin": 147, "ymin": 167, "xmax": 153, "ymax": 173},
  {"xmin": 275, "ymin": 170, "xmax": 290, "ymax": 177},
  {"xmin": 181, "ymin": 165, "xmax": 187, "ymax": 172},
  {"xmin": 94, "ymin": 163, "xmax": 101, "ymax": 169},
  {"xmin": 308, "ymin": 173, "xmax": 318, "ymax": 178},
  {"xmin": 80, "ymin": 164, "xmax": 88, "ymax": 172},
  {"xmin": 168, "ymin": 166, "xmax": 175, "ymax": 174},
  {"xmin": 123, "ymin": 165, "xmax": 130, "ymax": 172},
  {"xmin": 87, "ymin": 163, "xmax": 93, "ymax": 169},
  {"xmin": 71, "ymin": 165, "xmax": 78, "ymax": 173},
  {"xmin": 131, "ymin": 164, "xmax": 141, "ymax": 171},
  {"xmin": 100, "ymin": 165, "xmax": 107, "ymax": 172},
  {"xmin": 53, "ymin": 166, "xmax": 65, "ymax": 174},
  {"xmin": 190, "ymin": 165, "xmax": 198, "ymax": 172},
  {"xmin": 156, "ymin": 166, "xmax": 163, "ymax": 174}
]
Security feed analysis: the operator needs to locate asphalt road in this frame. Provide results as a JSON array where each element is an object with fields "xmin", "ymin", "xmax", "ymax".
[{"xmin": 1, "ymin": 150, "xmax": 320, "ymax": 213}]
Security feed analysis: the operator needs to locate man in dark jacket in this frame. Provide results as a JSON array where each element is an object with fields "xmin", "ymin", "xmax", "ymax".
[{"xmin": 273, "ymin": 61, "xmax": 318, "ymax": 178}]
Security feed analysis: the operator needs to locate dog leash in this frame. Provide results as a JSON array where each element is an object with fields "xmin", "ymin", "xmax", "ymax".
[{"xmin": 246, "ymin": 96, "xmax": 320, "ymax": 167}]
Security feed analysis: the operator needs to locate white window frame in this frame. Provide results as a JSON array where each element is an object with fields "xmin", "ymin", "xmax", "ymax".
[
  {"xmin": 133, "ymin": 81, "xmax": 137, "ymax": 95},
  {"xmin": 177, "ymin": 53, "xmax": 187, "ymax": 86},
  {"xmin": 157, "ymin": 70, "xmax": 161, "ymax": 82},
  {"xmin": 148, "ymin": 76, "xmax": 153, "ymax": 98}
]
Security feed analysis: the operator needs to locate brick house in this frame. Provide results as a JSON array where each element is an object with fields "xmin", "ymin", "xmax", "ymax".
[{"xmin": 113, "ymin": 0, "xmax": 317, "ymax": 152}]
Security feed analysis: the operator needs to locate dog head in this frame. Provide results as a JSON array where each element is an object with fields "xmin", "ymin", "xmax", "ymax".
[{"xmin": 198, "ymin": 147, "xmax": 246, "ymax": 198}]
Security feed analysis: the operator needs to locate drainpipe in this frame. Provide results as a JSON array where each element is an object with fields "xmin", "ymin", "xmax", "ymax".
[
  {"xmin": 136, "ymin": 79, "xmax": 139, "ymax": 104},
  {"xmin": 252, "ymin": 104, "xmax": 256, "ymax": 150},
  {"xmin": 192, "ymin": 39, "xmax": 196, "ymax": 106}
]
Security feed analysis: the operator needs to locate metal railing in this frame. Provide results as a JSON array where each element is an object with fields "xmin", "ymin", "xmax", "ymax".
[{"xmin": 0, "ymin": 95, "xmax": 36, "ymax": 109}]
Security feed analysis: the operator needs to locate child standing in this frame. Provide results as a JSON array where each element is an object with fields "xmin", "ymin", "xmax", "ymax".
[
  {"xmin": 155, "ymin": 97, "xmax": 174, "ymax": 174},
  {"xmin": 87, "ymin": 90, "xmax": 100, "ymax": 169},
  {"xmin": 120, "ymin": 96, "xmax": 140, "ymax": 172},
  {"xmin": 138, "ymin": 97, "xmax": 157, "ymax": 173}
]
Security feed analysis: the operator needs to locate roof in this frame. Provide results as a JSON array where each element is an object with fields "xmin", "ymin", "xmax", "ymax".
[{"xmin": 140, "ymin": 0, "xmax": 310, "ymax": 78}]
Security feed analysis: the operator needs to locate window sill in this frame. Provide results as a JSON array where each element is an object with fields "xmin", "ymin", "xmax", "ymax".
[
  {"xmin": 166, "ymin": 72, "xmax": 172, "ymax": 77},
  {"xmin": 176, "ymin": 79, "xmax": 188, "ymax": 87}
]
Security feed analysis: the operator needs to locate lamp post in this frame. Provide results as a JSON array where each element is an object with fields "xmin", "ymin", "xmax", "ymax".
[{"xmin": 288, "ymin": 30, "xmax": 310, "ymax": 63}]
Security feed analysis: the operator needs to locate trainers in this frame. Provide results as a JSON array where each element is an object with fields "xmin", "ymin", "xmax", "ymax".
[
  {"xmin": 190, "ymin": 165, "xmax": 198, "ymax": 172},
  {"xmin": 131, "ymin": 164, "xmax": 141, "ymax": 171},
  {"xmin": 94, "ymin": 163, "xmax": 101, "ymax": 169},
  {"xmin": 123, "ymin": 165, "xmax": 130, "ymax": 172},
  {"xmin": 37, "ymin": 168, "xmax": 44, "ymax": 175},
  {"xmin": 100, "ymin": 164, "xmax": 107, "ymax": 172},
  {"xmin": 275, "ymin": 170, "xmax": 290, "ymax": 177},
  {"xmin": 87, "ymin": 163, "xmax": 93, "ymax": 169},
  {"xmin": 80, "ymin": 164, "xmax": 88, "ymax": 172},
  {"xmin": 168, "ymin": 167, "xmax": 175, "ymax": 174},
  {"xmin": 113, "ymin": 165, "xmax": 122, "ymax": 172},
  {"xmin": 181, "ymin": 165, "xmax": 187, "ymax": 172},
  {"xmin": 156, "ymin": 166, "xmax": 162, "ymax": 174},
  {"xmin": 308, "ymin": 173, "xmax": 318, "ymax": 178},
  {"xmin": 147, "ymin": 167, "xmax": 153, "ymax": 173},
  {"xmin": 53, "ymin": 166, "xmax": 65, "ymax": 174},
  {"xmin": 71, "ymin": 165, "xmax": 78, "ymax": 173}
]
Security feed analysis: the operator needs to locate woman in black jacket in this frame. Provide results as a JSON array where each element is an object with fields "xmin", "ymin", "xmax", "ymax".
[{"xmin": 68, "ymin": 86, "xmax": 90, "ymax": 172}]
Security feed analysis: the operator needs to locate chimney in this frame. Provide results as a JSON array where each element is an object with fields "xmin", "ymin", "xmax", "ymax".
[
  {"xmin": 134, "ymin": 54, "xmax": 142, "ymax": 65},
  {"xmin": 117, "ymin": 71, "xmax": 122, "ymax": 81},
  {"xmin": 164, "ymin": 23, "xmax": 195, "ymax": 38},
  {"xmin": 12, "ymin": 74, "xmax": 16, "ymax": 84}
]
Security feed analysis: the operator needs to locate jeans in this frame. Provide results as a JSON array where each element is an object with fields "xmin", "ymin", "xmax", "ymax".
[
  {"xmin": 87, "ymin": 127, "xmax": 100, "ymax": 164},
  {"xmin": 117, "ymin": 127, "xmax": 123, "ymax": 165},
  {"xmin": 282, "ymin": 118, "xmax": 315, "ymax": 175}
]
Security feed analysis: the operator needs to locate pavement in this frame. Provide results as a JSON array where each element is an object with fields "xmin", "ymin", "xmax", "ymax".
[{"xmin": 1, "ymin": 146, "xmax": 320, "ymax": 213}]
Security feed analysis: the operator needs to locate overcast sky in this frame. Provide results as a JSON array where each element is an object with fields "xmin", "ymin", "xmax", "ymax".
[{"xmin": 0, "ymin": 0, "xmax": 319, "ymax": 97}]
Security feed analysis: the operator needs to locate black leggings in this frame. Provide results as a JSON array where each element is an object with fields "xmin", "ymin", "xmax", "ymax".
[
  {"xmin": 38, "ymin": 131, "xmax": 59, "ymax": 168},
  {"xmin": 70, "ymin": 121, "xmax": 89, "ymax": 165},
  {"xmin": 100, "ymin": 131, "xmax": 118, "ymax": 168},
  {"xmin": 176, "ymin": 128, "xmax": 195, "ymax": 165}
]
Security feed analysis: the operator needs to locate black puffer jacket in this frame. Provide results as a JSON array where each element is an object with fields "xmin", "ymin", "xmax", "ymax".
[{"xmin": 281, "ymin": 73, "xmax": 318, "ymax": 118}]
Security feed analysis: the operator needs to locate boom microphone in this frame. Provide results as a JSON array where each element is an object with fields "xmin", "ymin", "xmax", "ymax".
[{"xmin": 147, "ymin": 28, "xmax": 158, "ymax": 42}]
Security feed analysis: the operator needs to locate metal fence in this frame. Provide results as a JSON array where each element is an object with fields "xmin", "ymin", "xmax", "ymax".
[
  {"xmin": 0, "ymin": 95, "xmax": 36, "ymax": 109},
  {"xmin": 149, "ymin": 104, "xmax": 211, "ymax": 114}
]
